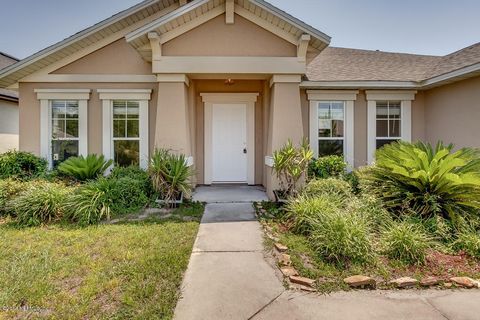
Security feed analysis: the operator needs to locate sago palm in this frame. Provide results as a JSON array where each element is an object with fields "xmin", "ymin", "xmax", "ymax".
[{"xmin": 363, "ymin": 141, "xmax": 480, "ymax": 224}]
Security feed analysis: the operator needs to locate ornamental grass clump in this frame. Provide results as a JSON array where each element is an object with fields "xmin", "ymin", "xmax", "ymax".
[
  {"xmin": 301, "ymin": 178, "xmax": 352, "ymax": 200},
  {"xmin": 380, "ymin": 221, "xmax": 432, "ymax": 265},
  {"xmin": 453, "ymin": 231, "xmax": 480, "ymax": 258},
  {"xmin": 362, "ymin": 141, "xmax": 480, "ymax": 224}
]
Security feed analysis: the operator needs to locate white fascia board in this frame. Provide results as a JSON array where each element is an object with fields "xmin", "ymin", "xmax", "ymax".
[
  {"xmin": 300, "ymin": 81, "xmax": 420, "ymax": 89},
  {"xmin": 421, "ymin": 62, "xmax": 480, "ymax": 88},
  {"xmin": 0, "ymin": 0, "xmax": 161, "ymax": 81},
  {"xmin": 249, "ymin": 0, "xmax": 331, "ymax": 45},
  {"xmin": 126, "ymin": 0, "xmax": 211, "ymax": 45}
]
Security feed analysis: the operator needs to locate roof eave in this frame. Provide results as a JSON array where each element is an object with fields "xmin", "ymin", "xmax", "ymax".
[
  {"xmin": 300, "ymin": 80, "xmax": 420, "ymax": 90},
  {"xmin": 421, "ymin": 62, "xmax": 480, "ymax": 89}
]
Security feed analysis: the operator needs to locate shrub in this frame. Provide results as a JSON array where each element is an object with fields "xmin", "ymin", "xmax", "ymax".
[
  {"xmin": 301, "ymin": 178, "xmax": 352, "ymax": 200},
  {"xmin": 109, "ymin": 177, "xmax": 149, "ymax": 215},
  {"xmin": 0, "ymin": 151, "xmax": 47, "ymax": 180},
  {"xmin": 309, "ymin": 210, "xmax": 373, "ymax": 266},
  {"xmin": 285, "ymin": 195, "xmax": 342, "ymax": 235},
  {"xmin": 453, "ymin": 231, "xmax": 480, "ymax": 258},
  {"xmin": 362, "ymin": 141, "xmax": 480, "ymax": 223},
  {"xmin": 149, "ymin": 149, "xmax": 193, "ymax": 207},
  {"xmin": 8, "ymin": 181, "xmax": 71, "ymax": 226},
  {"xmin": 272, "ymin": 139, "xmax": 313, "ymax": 197},
  {"xmin": 380, "ymin": 221, "xmax": 432, "ymax": 265},
  {"xmin": 351, "ymin": 193, "xmax": 392, "ymax": 232},
  {"xmin": 308, "ymin": 155, "xmax": 347, "ymax": 179},
  {"xmin": 0, "ymin": 179, "xmax": 26, "ymax": 216},
  {"xmin": 58, "ymin": 154, "xmax": 113, "ymax": 181},
  {"xmin": 110, "ymin": 165, "xmax": 152, "ymax": 196},
  {"xmin": 421, "ymin": 215, "xmax": 455, "ymax": 243},
  {"xmin": 65, "ymin": 178, "xmax": 114, "ymax": 226}
]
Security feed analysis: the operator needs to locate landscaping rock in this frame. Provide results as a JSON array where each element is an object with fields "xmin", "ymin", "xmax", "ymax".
[
  {"xmin": 279, "ymin": 253, "xmax": 291, "ymax": 266},
  {"xmin": 280, "ymin": 266, "xmax": 299, "ymax": 277},
  {"xmin": 389, "ymin": 277, "xmax": 418, "ymax": 288},
  {"xmin": 344, "ymin": 275, "xmax": 376, "ymax": 288},
  {"xmin": 274, "ymin": 243, "xmax": 288, "ymax": 252},
  {"xmin": 444, "ymin": 282, "xmax": 453, "ymax": 289},
  {"xmin": 420, "ymin": 277, "xmax": 441, "ymax": 287},
  {"xmin": 289, "ymin": 275, "xmax": 316, "ymax": 288},
  {"xmin": 450, "ymin": 277, "xmax": 479, "ymax": 288}
]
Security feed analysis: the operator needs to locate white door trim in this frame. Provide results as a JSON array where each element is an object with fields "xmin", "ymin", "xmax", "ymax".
[{"xmin": 201, "ymin": 93, "xmax": 259, "ymax": 185}]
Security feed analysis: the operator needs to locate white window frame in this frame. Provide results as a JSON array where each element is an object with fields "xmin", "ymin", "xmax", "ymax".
[
  {"xmin": 98, "ymin": 89, "xmax": 151, "ymax": 169},
  {"xmin": 307, "ymin": 90, "xmax": 357, "ymax": 168},
  {"xmin": 35, "ymin": 89, "xmax": 90, "ymax": 169},
  {"xmin": 366, "ymin": 90, "xmax": 416, "ymax": 164}
]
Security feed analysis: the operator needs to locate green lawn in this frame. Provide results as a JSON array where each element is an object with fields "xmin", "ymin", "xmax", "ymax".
[{"xmin": 0, "ymin": 219, "xmax": 199, "ymax": 319}]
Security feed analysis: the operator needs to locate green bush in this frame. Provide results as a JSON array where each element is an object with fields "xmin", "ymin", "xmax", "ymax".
[
  {"xmin": 285, "ymin": 195, "xmax": 342, "ymax": 235},
  {"xmin": 453, "ymin": 231, "xmax": 480, "ymax": 258},
  {"xmin": 421, "ymin": 216, "xmax": 455, "ymax": 243},
  {"xmin": 351, "ymin": 193, "xmax": 392, "ymax": 232},
  {"xmin": 0, "ymin": 179, "xmax": 26, "ymax": 216},
  {"xmin": 65, "ymin": 178, "xmax": 114, "ymax": 226},
  {"xmin": 309, "ymin": 210, "xmax": 373, "ymax": 266},
  {"xmin": 301, "ymin": 178, "xmax": 352, "ymax": 200},
  {"xmin": 380, "ymin": 221, "xmax": 432, "ymax": 265},
  {"xmin": 109, "ymin": 177, "xmax": 149, "ymax": 215},
  {"xmin": 308, "ymin": 155, "xmax": 347, "ymax": 179},
  {"xmin": 0, "ymin": 151, "xmax": 47, "ymax": 180},
  {"xmin": 149, "ymin": 149, "xmax": 193, "ymax": 207},
  {"xmin": 8, "ymin": 181, "xmax": 71, "ymax": 226},
  {"xmin": 110, "ymin": 165, "xmax": 152, "ymax": 196},
  {"xmin": 58, "ymin": 154, "xmax": 113, "ymax": 181},
  {"xmin": 362, "ymin": 141, "xmax": 480, "ymax": 224}
]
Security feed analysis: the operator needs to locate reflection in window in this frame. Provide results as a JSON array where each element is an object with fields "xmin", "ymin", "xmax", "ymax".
[
  {"xmin": 318, "ymin": 102, "xmax": 345, "ymax": 157},
  {"xmin": 51, "ymin": 100, "xmax": 79, "ymax": 167},
  {"xmin": 112, "ymin": 100, "xmax": 140, "ymax": 167},
  {"xmin": 376, "ymin": 101, "xmax": 401, "ymax": 149}
]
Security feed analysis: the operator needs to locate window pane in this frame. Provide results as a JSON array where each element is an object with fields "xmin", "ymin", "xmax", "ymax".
[
  {"xmin": 51, "ymin": 101, "xmax": 65, "ymax": 119},
  {"xmin": 113, "ymin": 120, "xmax": 126, "ymax": 138},
  {"xmin": 389, "ymin": 120, "xmax": 401, "ymax": 137},
  {"xmin": 113, "ymin": 101, "xmax": 127, "ymax": 119},
  {"xmin": 376, "ymin": 120, "xmax": 388, "ymax": 137},
  {"xmin": 66, "ymin": 101, "xmax": 79, "ymax": 119},
  {"xmin": 319, "ymin": 140, "xmax": 343, "ymax": 157},
  {"xmin": 65, "ymin": 120, "xmax": 79, "ymax": 138},
  {"xmin": 318, "ymin": 103, "xmax": 330, "ymax": 119},
  {"xmin": 376, "ymin": 101, "xmax": 388, "ymax": 119},
  {"xmin": 376, "ymin": 139, "xmax": 398, "ymax": 150},
  {"xmin": 52, "ymin": 119, "xmax": 65, "ymax": 139},
  {"xmin": 318, "ymin": 119, "xmax": 331, "ymax": 137},
  {"xmin": 331, "ymin": 120, "xmax": 344, "ymax": 137},
  {"xmin": 127, "ymin": 120, "xmax": 139, "ymax": 138},
  {"xmin": 114, "ymin": 140, "xmax": 139, "ymax": 167},
  {"xmin": 52, "ymin": 140, "xmax": 79, "ymax": 167},
  {"xmin": 389, "ymin": 102, "xmax": 401, "ymax": 119},
  {"xmin": 331, "ymin": 102, "xmax": 344, "ymax": 120},
  {"xmin": 127, "ymin": 101, "xmax": 140, "ymax": 119}
]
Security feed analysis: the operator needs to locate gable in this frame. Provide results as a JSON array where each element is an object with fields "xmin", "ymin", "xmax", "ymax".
[
  {"xmin": 162, "ymin": 14, "xmax": 297, "ymax": 57},
  {"xmin": 52, "ymin": 39, "xmax": 152, "ymax": 75}
]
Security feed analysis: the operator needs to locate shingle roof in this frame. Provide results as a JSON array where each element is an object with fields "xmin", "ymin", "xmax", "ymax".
[
  {"xmin": 0, "ymin": 53, "xmax": 19, "ymax": 101},
  {"xmin": 306, "ymin": 43, "xmax": 480, "ymax": 83}
]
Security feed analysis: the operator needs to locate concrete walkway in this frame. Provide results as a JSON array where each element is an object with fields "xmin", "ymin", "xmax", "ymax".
[{"xmin": 174, "ymin": 186, "xmax": 480, "ymax": 320}]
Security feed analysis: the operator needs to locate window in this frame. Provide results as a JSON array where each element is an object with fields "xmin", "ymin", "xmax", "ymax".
[
  {"xmin": 51, "ymin": 100, "xmax": 79, "ymax": 167},
  {"xmin": 112, "ymin": 100, "xmax": 140, "ymax": 167},
  {"xmin": 317, "ymin": 101, "xmax": 345, "ymax": 157},
  {"xmin": 376, "ymin": 101, "xmax": 401, "ymax": 149}
]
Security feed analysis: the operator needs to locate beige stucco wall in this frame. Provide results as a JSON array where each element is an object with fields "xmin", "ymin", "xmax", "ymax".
[
  {"xmin": 424, "ymin": 76, "xmax": 480, "ymax": 148},
  {"xmin": 52, "ymin": 39, "xmax": 152, "ymax": 75},
  {"xmin": 0, "ymin": 100, "xmax": 19, "ymax": 153},
  {"xmin": 163, "ymin": 14, "xmax": 297, "ymax": 57},
  {"xmin": 18, "ymin": 82, "xmax": 158, "ymax": 156}
]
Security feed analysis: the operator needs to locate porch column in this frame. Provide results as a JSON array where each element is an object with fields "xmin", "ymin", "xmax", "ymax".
[
  {"xmin": 154, "ymin": 74, "xmax": 192, "ymax": 159},
  {"xmin": 265, "ymin": 75, "xmax": 304, "ymax": 198}
]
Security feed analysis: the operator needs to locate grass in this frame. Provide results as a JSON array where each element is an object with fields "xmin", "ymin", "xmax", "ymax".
[{"xmin": 0, "ymin": 211, "xmax": 201, "ymax": 319}]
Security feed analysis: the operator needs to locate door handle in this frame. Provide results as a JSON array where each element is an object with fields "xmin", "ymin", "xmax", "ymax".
[{"xmin": 243, "ymin": 148, "xmax": 247, "ymax": 154}]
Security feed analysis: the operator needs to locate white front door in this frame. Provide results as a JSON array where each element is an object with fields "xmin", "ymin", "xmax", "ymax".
[{"xmin": 211, "ymin": 103, "xmax": 248, "ymax": 183}]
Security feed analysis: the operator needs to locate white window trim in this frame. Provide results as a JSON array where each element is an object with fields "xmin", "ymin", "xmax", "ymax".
[
  {"xmin": 366, "ymin": 90, "xmax": 416, "ymax": 164},
  {"xmin": 307, "ymin": 90, "xmax": 357, "ymax": 168},
  {"xmin": 201, "ymin": 93, "xmax": 258, "ymax": 185},
  {"xmin": 35, "ymin": 89, "xmax": 90, "ymax": 168},
  {"xmin": 98, "ymin": 89, "xmax": 152, "ymax": 169}
]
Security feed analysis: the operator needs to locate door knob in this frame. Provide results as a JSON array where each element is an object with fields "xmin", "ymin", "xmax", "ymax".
[{"xmin": 243, "ymin": 148, "xmax": 247, "ymax": 154}]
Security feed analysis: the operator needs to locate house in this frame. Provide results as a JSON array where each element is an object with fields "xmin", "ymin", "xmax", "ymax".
[
  {"xmin": 0, "ymin": 52, "xmax": 19, "ymax": 153},
  {"xmin": 0, "ymin": 0, "xmax": 479, "ymax": 197}
]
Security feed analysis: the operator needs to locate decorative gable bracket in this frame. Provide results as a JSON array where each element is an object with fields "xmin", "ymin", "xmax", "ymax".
[{"xmin": 297, "ymin": 34, "xmax": 311, "ymax": 62}]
